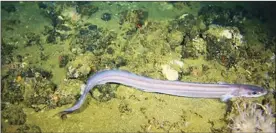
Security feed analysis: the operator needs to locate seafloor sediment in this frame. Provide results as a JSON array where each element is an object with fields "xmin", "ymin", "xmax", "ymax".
[{"xmin": 1, "ymin": 2, "xmax": 275, "ymax": 132}]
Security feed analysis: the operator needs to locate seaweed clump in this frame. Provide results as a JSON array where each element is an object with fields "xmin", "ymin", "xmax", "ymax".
[{"xmin": 229, "ymin": 102, "xmax": 275, "ymax": 133}]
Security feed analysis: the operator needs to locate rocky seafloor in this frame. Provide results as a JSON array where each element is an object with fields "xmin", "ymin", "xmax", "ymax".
[{"xmin": 1, "ymin": 1, "xmax": 275, "ymax": 132}]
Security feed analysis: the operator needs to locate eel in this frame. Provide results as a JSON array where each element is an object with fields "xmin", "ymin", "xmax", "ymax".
[{"xmin": 61, "ymin": 70, "xmax": 267, "ymax": 113}]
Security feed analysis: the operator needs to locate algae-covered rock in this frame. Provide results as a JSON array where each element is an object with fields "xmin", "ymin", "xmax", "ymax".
[
  {"xmin": 39, "ymin": 2, "xmax": 79, "ymax": 43},
  {"xmin": 23, "ymin": 75, "xmax": 57, "ymax": 111},
  {"xmin": 1, "ymin": 38, "xmax": 18, "ymax": 64},
  {"xmin": 76, "ymin": 2, "xmax": 98, "ymax": 16},
  {"xmin": 21, "ymin": 67, "xmax": 53, "ymax": 79},
  {"xmin": 182, "ymin": 36, "xmax": 207, "ymax": 58},
  {"xmin": 1, "ymin": 79, "xmax": 25, "ymax": 104},
  {"xmin": 17, "ymin": 124, "xmax": 42, "ymax": 133},
  {"xmin": 70, "ymin": 25, "xmax": 117, "ymax": 55},
  {"xmin": 202, "ymin": 24, "xmax": 245, "ymax": 67},
  {"xmin": 58, "ymin": 54, "xmax": 70, "ymax": 68},
  {"xmin": 198, "ymin": 5, "xmax": 247, "ymax": 26},
  {"xmin": 101, "ymin": 13, "xmax": 112, "ymax": 21},
  {"xmin": 61, "ymin": 6, "xmax": 81, "ymax": 24},
  {"xmin": 39, "ymin": 2, "xmax": 63, "ymax": 28},
  {"xmin": 203, "ymin": 24, "xmax": 244, "ymax": 47},
  {"xmin": 66, "ymin": 52, "xmax": 96, "ymax": 79},
  {"xmin": 167, "ymin": 30, "xmax": 183, "ymax": 50},
  {"xmin": 54, "ymin": 79, "xmax": 84, "ymax": 106},
  {"xmin": 2, "ymin": 104, "xmax": 26, "ymax": 125},
  {"xmin": 120, "ymin": 22, "xmax": 139, "ymax": 40},
  {"xmin": 170, "ymin": 14, "xmax": 206, "ymax": 40},
  {"xmin": 119, "ymin": 9, "xmax": 148, "ymax": 26},
  {"xmin": 91, "ymin": 84, "xmax": 118, "ymax": 102},
  {"xmin": 24, "ymin": 32, "xmax": 41, "ymax": 47},
  {"xmin": 168, "ymin": 14, "xmax": 209, "ymax": 59}
]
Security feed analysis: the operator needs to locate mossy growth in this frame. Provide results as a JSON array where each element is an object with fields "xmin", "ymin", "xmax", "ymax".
[
  {"xmin": 70, "ymin": 25, "xmax": 117, "ymax": 56},
  {"xmin": 23, "ymin": 76, "xmax": 57, "ymax": 111},
  {"xmin": 76, "ymin": 2, "xmax": 98, "ymax": 16},
  {"xmin": 119, "ymin": 9, "xmax": 148, "ymax": 27},
  {"xmin": 2, "ymin": 104, "xmax": 26, "ymax": 125},
  {"xmin": 182, "ymin": 36, "xmax": 207, "ymax": 59},
  {"xmin": 66, "ymin": 52, "xmax": 97, "ymax": 79},
  {"xmin": 54, "ymin": 79, "xmax": 85, "ymax": 107},
  {"xmin": 1, "ymin": 37, "xmax": 18, "ymax": 64},
  {"xmin": 202, "ymin": 25, "xmax": 245, "ymax": 68},
  {"xmin": 1, "ymin": 79, "xmax": 25, "ymax": 104},
  {"xmin": 17, "ymin": 124, "xmax": 42, "ymax": 133},
  {"xmin": 118, "ymin": 101, "xmax": 132, "ymax": 115},
  {"xmin": 91, "ymin": 84, "xmax": 118, "ymax": 102},
  {"xmin": 24, "ymin": 32, "xmax": 41, "ymax": 47},
  {"xmin": 170, "ymin": 14, "xmax": 206, "ymax": 39}
]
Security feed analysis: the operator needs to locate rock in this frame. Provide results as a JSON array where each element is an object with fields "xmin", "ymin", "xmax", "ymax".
[
  {"xmin": 161, "ymin": 60, "xmax": 184, "ymax": 80},
  {"xmin": 70, "ymin": 26, "xmax": 116, "ymax": 55},
  {"xmin": 182, "ymin": 36, "xmax": 207, "ymax": 58},
  {"xmin": 1, "ymin": 79, "xmax": 24, "ymax": 104},
  {"xmin": 202, "ymin": 24, "xmax": 244, "ymax": 67},
  {"xmin": 167, "ymin": 30, "xmax": 183, "ymax": 49},
  {"xmin": 66, "ymin": 52, "xmax": 96, "ymax": 79},
  {"xmin": 54, "ymin": 79, "xmax": 84, "ymax": 106},
  {"xmin": 23, "ymin": 76, "xmax": 57, "ymax": 111},
  {"xmin": 88, "ymin": 24, "xmax": 97, "ymax": 30},
  {"xmin": 221, "ymin": 29, "xmax": 232, "ymax": 39},
  {"xmin": 162, "ymin": 65, "xmax": 178, "ymax": 80},
  {"xmin": 67, "ymin": 64, "xmax": 90, "ymax": 79}
]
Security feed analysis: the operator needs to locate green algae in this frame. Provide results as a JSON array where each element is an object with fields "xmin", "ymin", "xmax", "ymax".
[
  {"xmin": 23, "ymin": 87, "xmax": 227, "ymax": 132},
  {"xmin": 1, "ymin": 1, "xmax": 275, "ymax": 133}
]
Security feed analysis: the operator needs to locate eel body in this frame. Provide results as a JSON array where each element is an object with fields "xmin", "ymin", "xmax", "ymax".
[{"xmin": 61, "ymin": 70, "xmax": 267, "ymax": 113}]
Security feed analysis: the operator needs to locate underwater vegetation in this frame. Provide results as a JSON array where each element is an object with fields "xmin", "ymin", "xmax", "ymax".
[{"xmin": 1, "ymin": 1, "xmax": 275, "ymax": 132}]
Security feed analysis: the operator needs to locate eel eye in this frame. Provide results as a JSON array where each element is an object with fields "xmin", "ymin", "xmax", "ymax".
[{"xmin": 248, "ymin": 91, "xmax": 258, "ymax": 95}]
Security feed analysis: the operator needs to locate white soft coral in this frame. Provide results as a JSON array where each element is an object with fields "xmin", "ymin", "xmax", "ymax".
[{"xmin": 231, "ymin": 102, "xmax": 275, "ymax": 133}]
